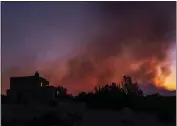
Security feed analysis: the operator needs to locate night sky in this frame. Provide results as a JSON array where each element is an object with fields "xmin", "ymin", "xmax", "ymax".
[{"xmin": 2, "ymin": 2, "xmax": 176, "ymax": 95}]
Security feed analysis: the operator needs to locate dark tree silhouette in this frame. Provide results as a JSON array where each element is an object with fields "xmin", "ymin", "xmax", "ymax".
[
  {"xmin": 75, "ymin": 76, "xmax": 146, "ymax": 110},
  {"xmin": 56, "ymin": 86, "xmax": 67, "ymax": 97},
  {"xmin": 2, "ymin": 75, "xmax": 176, "ymax": 124},
  {"xmin": 122, "ymin": 76, "xmax": 143, "ymax": 97}
]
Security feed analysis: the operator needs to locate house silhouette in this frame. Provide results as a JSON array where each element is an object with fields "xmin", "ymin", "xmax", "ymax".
[{"xmin": 6, "ymin": 71, "xmax": 56, "ymax": 104}]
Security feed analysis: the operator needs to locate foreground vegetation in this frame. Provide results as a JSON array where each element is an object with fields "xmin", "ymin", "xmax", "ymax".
[
  {"xmin": 2, "ymin": 76, "xmax": 176, "ymax": 126},
  {"xmin": 56, "ymin": 76, "xmax": 176, "ymax": 122}
]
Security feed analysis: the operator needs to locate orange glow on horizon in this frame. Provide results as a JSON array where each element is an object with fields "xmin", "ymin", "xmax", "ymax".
[
  {"xmin": 163, "ymin": 48, "xmax": 176, "ymax": 91},
  {"xmin": 163, "ymin": 68, "xmax": 176, "ymax": 90},
  {"xmin": 155, "ymin": 64, "xmax": 176, "ymax": 91},
  {"xmin": 155, "ymin": 76, "xmax": 176, "ymax": 91}
]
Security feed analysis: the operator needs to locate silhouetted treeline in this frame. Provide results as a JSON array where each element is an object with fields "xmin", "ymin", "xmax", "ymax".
[
  {"xmin": 75, "ymin": 76, "xmax": 143, "ymax": 109},
  {"xmin": 55, "ymin": 76, "xmax": 176, "ymax": 122},
  {"xmin": 2, "ymin": 75, "xmax": 176, "ymax": 123}
]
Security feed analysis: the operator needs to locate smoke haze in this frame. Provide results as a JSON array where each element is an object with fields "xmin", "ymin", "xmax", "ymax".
[{"xmin": 2, "ymin": 2, "xmax": 176, "ymax": 95}]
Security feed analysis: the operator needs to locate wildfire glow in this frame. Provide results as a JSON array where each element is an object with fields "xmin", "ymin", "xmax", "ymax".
[
  {"xmin": 155, "ymin": 74, "xmax": 176, "ymax": 91},
  {"xmin": 164, "ymin": 48, "xmax": 176, "ymax": 91},
  {"xmin": 155, "ymin": 55, "xmax": 176, "ymax": 91},
  {"xmin": 163, "ymin": 66, "xmax": 176, "ymax": 90}
]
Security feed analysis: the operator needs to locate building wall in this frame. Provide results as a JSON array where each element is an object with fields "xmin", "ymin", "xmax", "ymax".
[
  {"xmin": 8, "ymin": 74, "xmax": 56, "ymax": 104},
  {"xmin": 10, "ymin": 76, "xmax": 41, "ymax": 91},
  {"xmin": 38, "ymin": 86, "xmax": 56, "ymax": 102},
  {"xmin": 7, "ymin": 87, "xmax": 57, "ymax": 104}
]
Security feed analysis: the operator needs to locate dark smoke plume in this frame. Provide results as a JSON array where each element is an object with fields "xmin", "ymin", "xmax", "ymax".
[
  {"xmin": 2, "ymin": 2, "xmax": 176, "ymax": 95},
  {"xmin": 56, "ymin": 2, "xmax": 176, "ymax": 94}
]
